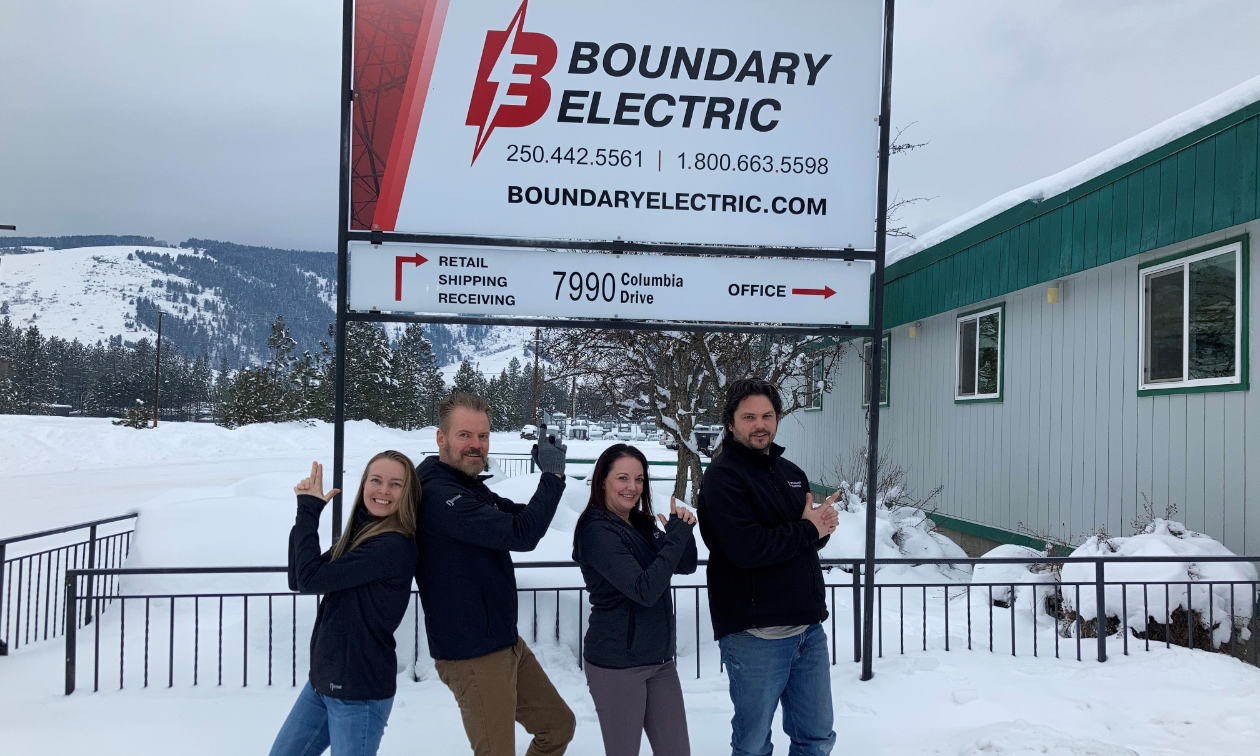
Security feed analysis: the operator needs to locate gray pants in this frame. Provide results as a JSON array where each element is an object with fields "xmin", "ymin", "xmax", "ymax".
[{"xmin": 584, "ymin": 660, "xmax": 690, "ymax": 756}]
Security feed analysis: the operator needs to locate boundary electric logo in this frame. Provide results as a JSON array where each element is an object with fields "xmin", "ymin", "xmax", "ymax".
[{"xmin": 466, "ymin": 0, "xmax": 557, "ymax": 165}]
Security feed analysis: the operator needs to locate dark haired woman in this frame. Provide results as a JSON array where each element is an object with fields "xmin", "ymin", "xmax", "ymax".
[
  {"xmin": 270, "ymin": 452, "xmax": 420, "ymax": 756},
  {"xmin": 573, "ymin": 443, "xmax": 698, "ymax": 756}
]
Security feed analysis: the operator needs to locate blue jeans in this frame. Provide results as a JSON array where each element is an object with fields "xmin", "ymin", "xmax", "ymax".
[
  {"xmin": 719, "ymin": 624, "xmax": 836, "ymax": 756},
  {"xmin": 269, "ymin": 682, "xmax": 394, "ymax": 756}
]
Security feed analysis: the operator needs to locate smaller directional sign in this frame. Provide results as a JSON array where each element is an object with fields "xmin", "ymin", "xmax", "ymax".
[{"xmin": 349, "ymin": 242, "xmax": 872, "ymax": 327}]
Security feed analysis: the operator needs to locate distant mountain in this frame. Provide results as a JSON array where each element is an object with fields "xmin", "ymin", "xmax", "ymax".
[{"xmin": 0, "ymin": 234, "xmax": 530, "ymax": 371}]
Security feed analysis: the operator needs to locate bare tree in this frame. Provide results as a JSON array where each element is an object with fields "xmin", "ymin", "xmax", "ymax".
[
  {"xmin": 544, "ymin": 329, "xmax": 851, "ymax": 502},
  {"xmin": 884, "ymin": 123, "xmax": 935, "ymax": 240}
]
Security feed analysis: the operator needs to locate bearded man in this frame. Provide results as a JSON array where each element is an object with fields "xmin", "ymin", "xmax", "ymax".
[{"xmin": 414, "ymin": 391, "xmax": 574, "ymax": 756}]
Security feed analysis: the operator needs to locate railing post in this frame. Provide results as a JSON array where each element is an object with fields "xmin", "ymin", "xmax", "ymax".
[
  {"xmin": 852, "ymin": 562, "xmax": 862, "ymax": 663},
  {"xmin": 64, "ymin": 572, "xmax": 78, "ymax": 694},
  {"xmin": 84, "ymin": 525, "xmax": 97, "ymax": 625},
  {"xmin": 0, "ymin": 541, "xmax": 7, "ymax": 653},
  {"xmin": 1095, "ymin": 559, "xmax": 1107, "ymax": 663}
]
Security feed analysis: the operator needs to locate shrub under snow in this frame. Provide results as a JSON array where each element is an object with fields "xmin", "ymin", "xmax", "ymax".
[
  {"xmin": 970, "ymin": 544, "xmax": 1058, "ymax": 616},
  {"xmin": 818, "ymin": 480, "xmax": 967, "ymax": 581},
  {"xmin": 1059, "ymin": 519, "xmax": 1257, "ymax": 647}
]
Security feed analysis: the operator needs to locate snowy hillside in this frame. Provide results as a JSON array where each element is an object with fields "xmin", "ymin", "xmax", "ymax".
[
  {"xmin": 434, "ymin": 324, "xmax": 535, "ymax": 382},
  {"xmin": 0, "ymin": 246, "xmax": 209, "ymax": 346}
]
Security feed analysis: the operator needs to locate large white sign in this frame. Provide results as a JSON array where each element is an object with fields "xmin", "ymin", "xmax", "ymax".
[
  {"xmin": 353, "ymin": 0, "xmax": 884, "ymax": 250},
  {"xmin": 349, "ymin": 242, "xmax": 873, "ymax": 326}
]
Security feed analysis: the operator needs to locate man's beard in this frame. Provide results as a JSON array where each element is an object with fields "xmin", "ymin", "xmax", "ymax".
[
  {"xmin": 441, "ymin": 443, "xmax": 485, "ymax": 475},
  {"xmin": 733, "ymin": 426, "xmax": 774, "ymax": 450}
]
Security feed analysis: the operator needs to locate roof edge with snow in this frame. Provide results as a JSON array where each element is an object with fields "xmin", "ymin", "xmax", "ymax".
[{"xmin": 887, "ymin": 74, "xmax": 1260, "ymax": 285}]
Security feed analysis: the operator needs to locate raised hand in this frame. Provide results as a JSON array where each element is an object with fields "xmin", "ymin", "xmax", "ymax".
[
  {"xmin": 802, "ymin": 491, "xmax": 838, "ymax": 538},
  {"xmin": 659, "ymin": 495, "xmax": 696, "ymax": 527},
  {"xmin": 294, "ymin": 461, "xmax": 341, "ymax": 503}
]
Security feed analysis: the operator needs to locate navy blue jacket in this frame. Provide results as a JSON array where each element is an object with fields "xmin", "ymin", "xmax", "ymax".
[
  {"xmin": 574, "ymin": 507, "xmax": 697, "ymax": 668},
  {"xmin": 414, "ymin": 456, "xmax": 565, "ymax": 660},
  {"xmin": 288, "ymin": 495, "xmax": 417, "ymax": 700},
  {"xmin": 697, "ymin": 439, "xmax": 830, "ymax": 640}
]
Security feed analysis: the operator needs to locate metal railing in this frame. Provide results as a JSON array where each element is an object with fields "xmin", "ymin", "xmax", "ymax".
[
  {"xmin": 419, "ymin": 452, "xmax": 710, "ymax": 481},
  {"xmin": 58, "ymin": 555, "xmax": 1260, "ymax": 694},
  {"xmin": 1, "ymin": 514, "xmax": 136, "ymax": 654}
]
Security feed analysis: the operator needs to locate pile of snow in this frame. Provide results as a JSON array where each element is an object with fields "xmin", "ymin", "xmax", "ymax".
[
  {"xmin": 971, "ymin": 544, "xmax": 1058, "ymax": 617},
  {"xmin": 818, "ymin": 481, "xmax": 968, "ymax": 583},
  {"xmin": 1060, "ymin": 519, "xmax": 1257, "ymax": 647},
  {"xmin": 891, "ymin": 73, "xmax": 1260, "ymax": 266}
]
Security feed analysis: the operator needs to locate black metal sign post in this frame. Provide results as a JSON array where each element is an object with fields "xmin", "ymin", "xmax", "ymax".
[
  {"xmin": 861, "ymin": 0, "xmax": 895, "ymax": 683},
  {"xmin": 331, "ymin": 0, "xmax": 895, "ymax": 683}
]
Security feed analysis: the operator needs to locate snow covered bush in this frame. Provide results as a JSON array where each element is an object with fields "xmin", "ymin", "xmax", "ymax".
[
  {"xmin": 818, "ymin": 449, "xmax": 965, "ymax": 581},
  {"xmin": 970, "ymin": 544, "xmax": 1058, "ymax": 617},
  {"xmin": 1059, "ymin": 519, "xmax": 1257, "ymax": 649}
]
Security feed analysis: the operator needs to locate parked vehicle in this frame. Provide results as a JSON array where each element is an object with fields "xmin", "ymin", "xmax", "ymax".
[{"xmin": 520, "ymin": 424, "xmax": 538, "ymax": 440}]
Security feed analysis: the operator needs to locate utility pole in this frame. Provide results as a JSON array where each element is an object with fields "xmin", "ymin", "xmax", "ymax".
[
  {"xmin": 530, "ymin": 327, "xmax": 540, "ymax": 426},
  {"xmin": 152, "ymin": 310, "xmax": 164, "ymax": 428}
]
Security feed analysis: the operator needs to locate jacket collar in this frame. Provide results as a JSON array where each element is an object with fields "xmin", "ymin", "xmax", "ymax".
[{"xmin": 721, "ymin": 436, "xmax": 785, "ymax": 469}]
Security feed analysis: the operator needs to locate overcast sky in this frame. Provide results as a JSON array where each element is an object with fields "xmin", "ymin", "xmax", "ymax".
[{"xmin": 2, "ymin": 1, "xmax": 1258, "ymax": 252}]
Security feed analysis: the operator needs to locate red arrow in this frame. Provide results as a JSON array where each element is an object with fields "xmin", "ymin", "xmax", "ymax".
[
  {"xmin": 792, "ymin": 285, "xmax": 835, "ymax": 299},
  {"xmin": 395, "ymin": 253, "xmax": 428, "ymax": 300}
]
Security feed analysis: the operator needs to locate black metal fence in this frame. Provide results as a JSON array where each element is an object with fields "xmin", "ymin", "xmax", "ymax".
[
  {"xmin": 57, "ymin": 555, "xmax": 1260, "ymax": 695},
  {"xmin": 0, "ymin": 514, "xmax": 135, "ymax": 654}
]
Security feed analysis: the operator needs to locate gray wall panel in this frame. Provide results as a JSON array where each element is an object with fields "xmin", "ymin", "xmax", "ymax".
[{"xmin": 774, "ymin": 219, "xmax": 1258, "ymax": 553}]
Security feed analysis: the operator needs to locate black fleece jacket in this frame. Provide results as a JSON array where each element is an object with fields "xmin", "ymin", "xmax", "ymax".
[
  {"xmin": 288, "ymin": 495, "xmax": 417, "ymax": 700},
  {"xmin": 573, "ymin": 506, "xmax": 697, "ymax": 669},
  {"xmin": 696, "ymin": 439, "xmax": 829, "ymax": 640},
  {"xmin": 414, "ymin": 456, "xmax": 565, "ymax": 660}
]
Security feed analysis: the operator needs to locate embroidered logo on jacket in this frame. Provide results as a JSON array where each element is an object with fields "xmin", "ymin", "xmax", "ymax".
[
  {"xmin": 446, "ymin": 494, "xmax": 463, "ymax": 507},
  {"xmin": 787, "ymin": 480, "xmax": 803, "ymax": 488}
]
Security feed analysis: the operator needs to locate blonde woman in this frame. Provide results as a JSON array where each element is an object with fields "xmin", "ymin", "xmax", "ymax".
[{"xmin": 270, "ymin": 451, "xmax": 419, "ymax": 756}]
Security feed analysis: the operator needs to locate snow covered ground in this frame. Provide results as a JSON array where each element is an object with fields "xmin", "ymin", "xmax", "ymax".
[{"xmin": 3, "ymin": 416, "xmax": 1260, "ymax": 755}]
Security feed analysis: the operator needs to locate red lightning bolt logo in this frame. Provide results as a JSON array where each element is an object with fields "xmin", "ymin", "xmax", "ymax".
[{"xmin": 465, "ymin": 0, "xmax": 557, "ymax": 165}]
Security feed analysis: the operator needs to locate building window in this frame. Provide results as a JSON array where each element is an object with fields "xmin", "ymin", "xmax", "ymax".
[
  {"xmin": 956, "ymin": 305, "xmax": 1003, "ymax": 402},
  {"xmin": 804, "ymin": 357, "xmax": 824, "ymax": 410},
  {"xmin": 1139, "ymin": 239, "xmax": 1247, "ymax": 394},
  {"xmin": 862, "ymin": 334, "xmax": 890, "ymax": 408}
]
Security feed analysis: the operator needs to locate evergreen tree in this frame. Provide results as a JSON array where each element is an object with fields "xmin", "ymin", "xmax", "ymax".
[
  {"xmin": 452, "ymin": 360, "xmax": 487, "ymax": 397},
  {"xmin": 344, "ymin": 322, "xmax": 394, "ymax": 423},
  {"xmin": 389, "ymin": 324, "xmax": 444, "ymax": 429}
]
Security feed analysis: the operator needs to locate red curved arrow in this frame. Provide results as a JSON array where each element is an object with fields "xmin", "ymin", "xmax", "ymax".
[
  {"xmin": 792, "ymin": 286, "xmax": 835, "ymax": 299},
  {"xmin": 395, "ymin": 253, "xmax": 428, "ymax": 300}
]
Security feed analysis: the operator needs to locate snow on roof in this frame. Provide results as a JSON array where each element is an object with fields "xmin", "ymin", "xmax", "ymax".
[{"xmin": 889, "ymin": 73, "xmax": 1260, "ymax": 267}]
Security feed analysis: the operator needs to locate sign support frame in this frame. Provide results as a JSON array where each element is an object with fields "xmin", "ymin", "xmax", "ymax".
[{"xmin": 332, "ymin": 0, "xmax": 893, "ymax": 681}]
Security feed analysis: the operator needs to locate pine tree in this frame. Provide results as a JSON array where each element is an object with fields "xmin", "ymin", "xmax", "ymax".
[
  {"xmin": 390, "ymin": 324, "xmax": 444, "ymax": 430},
  {"xmin": 344, "ymin": 322, "xmax": 394, "ymax": 423},
  {"xmin": 452, "ymin": 360, "xmax": 487, "ymax": 397}
]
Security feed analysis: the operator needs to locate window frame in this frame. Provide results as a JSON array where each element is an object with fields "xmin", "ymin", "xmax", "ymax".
[
  {"xmin": 955, "ymin": 303, "xmax": 1005, "ymax": 404},
  {"xmin": 803, "ymin": 356, "xmax": 825, "ymax": 412},
  {"xmin": 861, "ymin": 333, "xmax": 891, "ymax": 409},
  {"xmin": 1137, "ymin": 236, "xmax": 1249, "ymax": 396}
]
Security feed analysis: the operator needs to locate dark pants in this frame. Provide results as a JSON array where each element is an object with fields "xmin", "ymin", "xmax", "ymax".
[
  {"xmin": 434, "ymin": 637, "xmax": 576, "ymax": 756},
  {"xmin": 269, "ymin": 682, "xmax": 393, "ymax": 756},
  {"xmin": 585, "ymin": 660, "xmax": 690, "ymax": 756},
  {"xmin": 718, "ymin": 624, "xmax": 835, "ymax": 756}
]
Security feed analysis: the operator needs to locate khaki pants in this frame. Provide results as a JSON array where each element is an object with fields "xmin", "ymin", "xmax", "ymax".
[{"xmin": 435, "ymin": 638, "xmax": 575, "ymax": 756}]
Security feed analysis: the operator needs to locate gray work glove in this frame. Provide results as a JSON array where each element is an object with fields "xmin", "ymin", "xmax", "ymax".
[{"xmin": 532, "ymin": 426, "xmax": 567, "ymax": 475}]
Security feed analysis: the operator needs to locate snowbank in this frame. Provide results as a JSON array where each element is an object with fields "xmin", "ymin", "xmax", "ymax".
[
  {"xmin": 890, "ymin": 73, "xmax": 1260, "ymax": 265},
  {"xmin": 971, "ymin": 544, "xmax": 1057, "ymax": 617},
  {"xmin": 1060, "ymin": 520, "xmax": 1257, "ymax": 647},
  {"xmin": 817, "ymin": 482, "xmax": 968, "ymax": 583}
]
